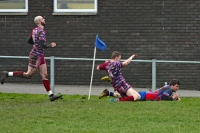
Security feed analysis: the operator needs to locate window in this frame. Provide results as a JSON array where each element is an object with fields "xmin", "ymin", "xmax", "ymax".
[
  {"xmin": 0, "ymin": 0, "xmax": 28, "ymax": 15},
  {"xmin": 0, "ymin": 0, "xmax": 28, "ymax": 12},
  {"xmin": 53, "ymin": 0, "xmax": 97, "ymax": 15}
]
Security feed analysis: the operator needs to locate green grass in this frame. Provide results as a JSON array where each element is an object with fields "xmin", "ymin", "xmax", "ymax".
[{"xmin": 0, "ymin": 93, "xmax": 200, "ymax": 133}]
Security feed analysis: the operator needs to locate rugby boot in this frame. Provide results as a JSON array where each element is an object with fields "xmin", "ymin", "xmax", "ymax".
[
  {"xmin": 99, "ymin": 89, "xmax": 109, "ymax": 99},
  {"xmin": 0, "ymin": 71, "xmax": 8, "ymax": 84},
  {"xmin": 101, "ymin": 76, "xmax": 111, "ymax": 82},
  {"xmin": 49, "ymin": 94, "xmax": 63, "ymax": 102}
]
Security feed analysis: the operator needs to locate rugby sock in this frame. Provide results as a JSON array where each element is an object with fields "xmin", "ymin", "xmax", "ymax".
[
  {"xmin": 109, "ymin": 92, "xmax": 114, "ymax": 96},
  {"xmin": 42, "ymin": 80, "xmax": 52, "ymax": 95},
  {"xmin": 119, "ymin": 96, "xmax": 134, "ymax": 101},
  {"xmin": 8, "ymin": 71, "xmax": 24, "ymax": 77},
  {"xmin": 48, "ymin": 91, "xmax": 53, "ymax": 97}
]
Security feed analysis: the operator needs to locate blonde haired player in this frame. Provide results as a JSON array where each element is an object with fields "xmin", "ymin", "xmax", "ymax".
[{"xmin": 0, "ymin": 16, "xmax": 61, "ymax": 101}]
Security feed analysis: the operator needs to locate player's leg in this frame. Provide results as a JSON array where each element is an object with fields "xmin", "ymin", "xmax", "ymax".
[
  {"xmin": 113, "ymin": 83, "xmax": 140, "ymax": 102},
  {"xmin": 99, "ymin": 89, "xmax": 109, "ymax": 99},
  {"xmin": 0, "ymin": 71, "xmax": 9, "ymax": 84},
  {"xmin": 113, "ymin": 91, "xmax": 123, "ymax": 98},
  {"xmin": 0, "ymin": 64, "xmax": 36, "ymax": 84},
  {"xmin": 126, "ymin": 88, "xmax": 141, "ymax": 101},
  {"xmin": 38, "ymin": 57, "xmax": 62, "ymax": 101},
  {"xmin": 99, "ymin": 89, "xmax": 116, "ymax": 99},
  {"xmin": 138, "ymin": 91, "xmax": 146, "ymax": 101},
  {"xmin": 13, "ymin": 54, "xmax": 38, "ymax": 79},
  {"xmin": 23, "ymin": 66, "xmax": 37, "ymax": 78},
  {"xmin": 99, "ymin": 89, "xmax": 125, "ymax": 99}
]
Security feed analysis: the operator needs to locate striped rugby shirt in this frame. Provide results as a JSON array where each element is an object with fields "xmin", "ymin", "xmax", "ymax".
[
  {"xmin": 30, "ymin": 27, "xmax": 46, "ymax": 56},
  {"xmin": 145, "ymin": 85, "xmax": 174, "ymax": 101},
  {"xmin": 98, "ymin": 61, "xmax": 127, "ymax": 91}
]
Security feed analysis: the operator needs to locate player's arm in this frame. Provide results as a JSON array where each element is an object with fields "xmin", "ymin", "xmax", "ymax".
[
  {"xmin": 39, "ymin": 31, "xmax": 56, "ymax": 48},
  {"xmin": 171, "ymin": 93, "xmax": 181, "ymax": 101},
  {"xmin": 97, "ymin": 65, "xmax": 101, "ymax": 70},
  {"xmin": 39, "ymin": 41, "xmax": 56, "ymax": 48},
  {"xmin": 97, "ymin": 62, "xmax": 107, "ymax": 70},
  {"xmin": 161, "ymin": 95, "xmax": 173, "ymax": 101},
  {"xmin": 122, "ymin": 54, "xmax": 137, "ymax": 67},
  {"xmin": 158, "ymin": 89, "xmax": 172, "ymax": 101},
  {"xmin": 177, "ymin": 98, "xmax": 181, "ymax": 101},
  {"xmin": 150, "ymin": 85, "xmax": 168, "ymax": 93},
  {"xmin": 159, "ymin": 85, "xmax": 168, "ymax": 91},
  {"xmin": 161, "ymin": 96, "xmax": 180, "ymax": 101},
  {"xmin": 161, "ymin": 92, "xmax": 179, "ymax": 101}
]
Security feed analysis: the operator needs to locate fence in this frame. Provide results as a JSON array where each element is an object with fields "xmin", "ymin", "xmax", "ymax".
[{"xmin": 1, "ymin": 55, "xmax": 200, "ymax": 93}]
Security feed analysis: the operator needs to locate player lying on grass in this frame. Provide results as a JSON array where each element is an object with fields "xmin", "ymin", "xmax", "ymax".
[{"xmin": 99, "ymin": 78, "xmax": 181, "ymax": 101}]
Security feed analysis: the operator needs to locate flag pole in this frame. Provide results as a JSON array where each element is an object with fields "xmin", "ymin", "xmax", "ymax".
[{"xmin": 88, "ymin": 47, "xmax": 97, "ymax": 100}]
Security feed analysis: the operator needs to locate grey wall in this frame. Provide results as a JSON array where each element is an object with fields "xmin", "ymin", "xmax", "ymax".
[{"xmin": 0, "ymin": 0, "xmax": 200, "ymax": 90}]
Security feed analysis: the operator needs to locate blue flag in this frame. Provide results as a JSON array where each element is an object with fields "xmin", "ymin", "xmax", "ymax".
[{"xmin": 95, "ymin": 35, "xmax": 106, "ymax": 51}]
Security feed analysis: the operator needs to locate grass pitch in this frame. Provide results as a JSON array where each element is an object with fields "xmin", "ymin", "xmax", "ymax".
[{"xmin": 0, "ymin": 93, "xmax": 200, "ymax": 133}]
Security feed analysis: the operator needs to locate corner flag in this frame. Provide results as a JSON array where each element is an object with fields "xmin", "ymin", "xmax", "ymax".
[
  {"xmin": 88, "ymin": 35, "xmax": 107, "ymax": 100},
  {"xmin": 95, "ymin": 35, "xmax": 106, "ymax": 51}
]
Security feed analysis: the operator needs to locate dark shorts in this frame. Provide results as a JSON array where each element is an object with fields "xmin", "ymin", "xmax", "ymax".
[
  {"xmin": 138, "ymin": 91, "xmax": 146, "ymax": 101},
  {"xmin": 29, "ymin": 54, "xmax": 46, "ymax": 69},
  {"xmin": 116, "ymin": 82, "xmax": 131, "ymax": 95}
]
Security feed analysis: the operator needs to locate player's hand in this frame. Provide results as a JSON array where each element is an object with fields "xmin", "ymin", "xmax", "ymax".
[
  {"xmin": 114, "ymin": 91, "xmax": 122, "ymax": 98},
  {"xmin": 172, "ymin": 93, "xmax": 179, "ymax": 100},
  {"xmin": 51, "ymin": 42, "xmax": 56, "ymax": 47},
  {"xmin": 177, "ymin": 98, "xmax": 181, "ymax": 101},
  {"xmin": 132, "ymin": 54, "xmax": 137, "ymax": 58}
]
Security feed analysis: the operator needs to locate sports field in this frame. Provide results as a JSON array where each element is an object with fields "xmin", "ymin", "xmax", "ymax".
[{"xmin": 0, "ymin": 93, "xmax": 199, "ymax": 133}]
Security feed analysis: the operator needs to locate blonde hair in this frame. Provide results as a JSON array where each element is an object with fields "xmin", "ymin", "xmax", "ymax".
[{"xmin": 34, "ymin": 16, "xmax": 42, "ymax": 24}]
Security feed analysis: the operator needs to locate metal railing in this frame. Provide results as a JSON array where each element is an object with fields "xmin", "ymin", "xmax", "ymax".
[{"xmin": 1, "ymin": 55, "xmax": 200, "ymax": 93}]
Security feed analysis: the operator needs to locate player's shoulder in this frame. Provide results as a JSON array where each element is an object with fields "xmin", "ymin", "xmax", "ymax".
[
  {"xmin": 158, "ymin": 85, "xmax": 169, "ymax": 92},
  {"xmin": 108, "ymin": 61, "xmax": 121, "ymax": 68},
  {"xmin": 99, "ymin": 61, "xmax": 109, "ymax": 68},
  {"xmin": 38, "ymin": 27, "xmax": 45, "ymax": 33},
  {"xmin": 162, "ymin": 85, "xmax": 172, "ymax": 93},
  {"xmin": 161, "ymin": 85, "xmax": 170, "ymax": 89},
  {"xmin": 33, "ymin": 27, "xmax": 45, "ymax": 33},
  {"xmin": 111, "ymin": 61, "xmax": 122, "ymax": 65}
]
